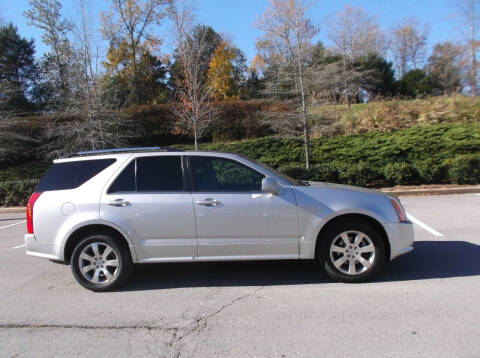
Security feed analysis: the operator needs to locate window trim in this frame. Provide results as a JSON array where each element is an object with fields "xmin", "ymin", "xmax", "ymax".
[
  {"xmin": 107, "ymin": 155, "xmax": 189, "ymax": 194},
  {"xmin": 186, "ymin": 155, "xmax": 266, "ymax": 193}
]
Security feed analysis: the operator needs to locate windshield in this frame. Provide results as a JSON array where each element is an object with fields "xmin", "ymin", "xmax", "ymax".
[{"xmin": 239, "ymin": 155, "xmax": 307, "ymax": 186}]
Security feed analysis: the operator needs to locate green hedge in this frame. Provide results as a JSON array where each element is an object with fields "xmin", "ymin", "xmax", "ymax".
[
  {"xmin": 444, "ymin": 154, "xmax": 480, "ymax": 184},
  {"xmin": 277, "ymin": 154, "xmax": 480, "ymax": 187},
  {"xmin": 0, "ymin": 180, "xmax": 39, "ymax": 207},
  {"xmin": 200, "ymin": 123, "xmax": 480, "ymax": 168}
]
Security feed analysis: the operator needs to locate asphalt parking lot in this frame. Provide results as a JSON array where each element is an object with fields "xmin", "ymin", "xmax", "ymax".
[{"xmin": 1, "ymin": 194, "xmax": 479, "ymax": 358}]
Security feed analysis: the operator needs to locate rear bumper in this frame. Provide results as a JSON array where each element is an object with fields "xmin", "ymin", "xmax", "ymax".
[
  {"xmin": 24, "ymin": 234, "xmax": 62, "ymax": 261},
  {"xmin": 384, "ymin": 221, "xmax": 415, "ymax": 260}
]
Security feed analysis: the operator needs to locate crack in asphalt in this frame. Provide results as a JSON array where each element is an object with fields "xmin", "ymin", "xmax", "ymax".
[
  {"xmin": 168, "ymin": 286, "xmax": 264, "ymax": 358},
  {"xmin": 0, "ymin": 323, "xmax": 177, "ymax": 331},
  {"xmin": 0, "ymin": 286, "xmax": 264, "ymax": 358}
]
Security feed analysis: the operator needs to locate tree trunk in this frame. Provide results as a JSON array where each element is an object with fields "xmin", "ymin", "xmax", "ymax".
[
  {"xmin": 294, "ymin": 14, "xmax": 310, "ymax": 170},
  {"xmin": 471, "ymin": 15, "xmax": 477, "ymax": 97}
]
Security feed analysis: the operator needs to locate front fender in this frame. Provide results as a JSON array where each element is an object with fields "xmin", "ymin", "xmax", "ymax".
[{"xmin": 299, "ymin": 208, "xmax": 388, "ymax": 259}]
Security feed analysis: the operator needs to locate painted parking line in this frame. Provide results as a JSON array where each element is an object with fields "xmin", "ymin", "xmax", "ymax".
[
  {"xmin": 12, "ymin": 244, "xmax": 25, "ymax": 249},
  {"xmin": 406, "ymin": 213, "xmax": 444, "ymax": 237},
  {"xmin": 0, "ymin": 220, "xmax": 26, "ymax": 230}
]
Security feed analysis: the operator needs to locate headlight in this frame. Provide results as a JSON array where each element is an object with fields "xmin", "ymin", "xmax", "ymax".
[{"xmin": 389, "ymin": 197, "xmax": 407, "ymax": 222}]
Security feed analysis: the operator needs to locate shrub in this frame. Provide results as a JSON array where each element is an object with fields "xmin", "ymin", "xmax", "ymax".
[
  {"xmin": 414, "ymin": 159, "xmax": 448, "ymax": 184},
  {"xmin": 310, "ymin": 163, "xmax": 343, "ymax": 183},
  {"xmin": 277, "ymin": 165, "xmax": 311, "ymax": 181},
  {"xmin": 383, "ymin": 162, "xmax": 419, "ymax": 185},
  {"xmin": 0, "ymin": 180, "xmax": 39, "ymax": 207},
  {"xmin": 444, "ymin": 154, "xmax": 480, "ymax": 184},
  {"xmin": 278, "ymin": 162, "xmax": 382, "ymax": 187},
  {"xmin": 339, "ymin": 162, "xmax": 383, "ymax": 187}
]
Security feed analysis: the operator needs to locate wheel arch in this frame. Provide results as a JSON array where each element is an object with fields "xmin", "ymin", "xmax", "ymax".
[
  {"xmin": 314, "ymin": 213, "xmax": 391, "ymax": 261},
  {"xmin": 63, "ymin": 224, "xmax": 137, "ymax": 264}
]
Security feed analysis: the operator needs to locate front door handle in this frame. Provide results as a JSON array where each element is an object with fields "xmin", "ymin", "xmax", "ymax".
[
  {"xmin": 108, "ymin": 199, "xmax": 130, "ymax": 207},
  {"xmin": 196, "ymin": 198, "xmax": 221, "ymax": 206}
]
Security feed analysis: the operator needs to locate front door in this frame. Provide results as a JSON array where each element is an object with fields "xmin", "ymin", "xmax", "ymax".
[
  {"xmin": 188, "ymin": 155, "xmax": 299, "ymax": 260},
  {"xmin": 100, "ymin": 155, "xmax": 197, "ymax": 262}
]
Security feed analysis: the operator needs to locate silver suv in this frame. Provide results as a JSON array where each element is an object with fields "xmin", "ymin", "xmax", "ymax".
[{"xmin": 25, "ymin": 148, "xmax": 414, "ymax": 291}]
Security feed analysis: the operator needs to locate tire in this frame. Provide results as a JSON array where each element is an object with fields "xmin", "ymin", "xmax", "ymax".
[
  {"xmin": 71, "ymin": 234, "xmax": 133, "ymax": 292},
  {"xmin": 318, "ymin": 218, "xmax": 386, "ymax": 283}
]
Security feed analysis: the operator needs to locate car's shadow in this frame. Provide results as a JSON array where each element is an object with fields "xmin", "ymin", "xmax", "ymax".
[{"xmin": 122, "ymin": 240, "xmax": 480, "ymax": 291}]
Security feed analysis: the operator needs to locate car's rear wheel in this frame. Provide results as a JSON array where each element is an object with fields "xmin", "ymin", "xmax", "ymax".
[
  {"xmin": 319, "ymin": 218, "xmax": 386, "ymax": 282},
  {"xmin": 71, "ymin": 234, "xmax": 133, "ymax": 291}
]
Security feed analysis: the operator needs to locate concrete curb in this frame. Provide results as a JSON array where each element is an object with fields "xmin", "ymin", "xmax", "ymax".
[
  {"xmin": 0, "ymin": 207, "xmax": 25, "ymax": 214},
  {"xmin": 381, "ymin": 186, "xmax": 480, "ymax": 196}
]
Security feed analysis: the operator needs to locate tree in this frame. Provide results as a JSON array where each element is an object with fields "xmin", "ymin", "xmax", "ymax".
[
  {"xmin": 101, "ymin": 0, "xmax": 169, "ymax": 105},
  {"xmin": 397, "ymin": 69, "xmax": 436, "ymax": 97},
  {"xmin": 40, "ymin": 0, "xmax": 136, "ymax": 158},
  {"xmin": 328, "ymin": 5, "xmax": 385, "ymax": 60},
  {"xmin": 169, "ymin": 1, "xmax": 219, "ymax": 150},
  {"xmin": 255, "ymin": 0, "xmax": 318, "ymax": 169},
  {"xmin": 327, "ymin": 6, "xmax": 386, "ymax": 107},
  {"xmin": 390, "ymin": 18, "xmax": 429, "ymax": 79},
  {"xmin": 0, "ymin": 23, "xmax": 37, "ymax": 111},
  {"xmin": 170, "ymin": 25, "xmax": 222, "ymax": 96},
  {"xmin": 24, "ymin": 0, "xmax": 74, "ymax": 108},
  {"xmin": 353, "ymin": 53, "xmax": 397, "ymax": 97},
  {"xmin": 452, "ymin": 0, "xmax": 480, "ymax": 96},
  {"xmin": 103, "ymin": 40, "xmax": 169, "ymax": 106},
  {"xmin": 426, "ymin": 42, "xmax": 463, "ymax": 94},
  {"xmin": 207, "ymin": 41, "xmax": 238, "ymax": 100}
]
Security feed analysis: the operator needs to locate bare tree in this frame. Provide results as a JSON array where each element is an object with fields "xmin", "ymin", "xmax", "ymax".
[
  {"xmin": 101, "ymin": 0, "xmax": 169, "ymax": 105},
  {"xmin": 329, "ymin": 5, "xmax": 385, "ymax": 60},
  {"xmin": 169, "ymin": 0, "xmax": 219, "ymax": 150},
  {"xmin": 24, "ymin": 0, "xmax": 74, "ymax": 106},
  {"xmin": 40, "ymin": 0, "xmax": 136, "ymax": 158},
  {"xmin": 327, "ymin": 5, "xmax": 384, "ymax": 109},
  {"xmin": 426, "ymin": 42, "xmax": 463, "ymax": 94},
  {"xmin": 451, "ymin": 0, "xmax": 480, "ymax": 96},
  {"xmin": 255, "ymin": 0, "xmax": 318, "ymax": 169},
  {"xmin": 390, "ymin": 17, "xmax": 429, "ymax": 79}
]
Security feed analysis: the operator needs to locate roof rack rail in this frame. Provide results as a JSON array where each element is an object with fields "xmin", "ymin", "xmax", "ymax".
[{"xmin": 60, "ymin": 147, "xmax": 183, "ymax": 159}]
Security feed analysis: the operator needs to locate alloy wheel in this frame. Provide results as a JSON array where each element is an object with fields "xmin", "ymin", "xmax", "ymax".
[
  {"xmin": 78, "ymin": 242, "xmax": 120, "ymax": 284},
  {"xmin": 329, "ymin": 230, "xmax": 376, "ymax": 276}
]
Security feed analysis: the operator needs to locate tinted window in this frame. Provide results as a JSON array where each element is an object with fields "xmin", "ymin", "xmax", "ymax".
[
  {"xmin": 108, "ymin": 160, "xmax": 135, "ymax": 193},
  {"xmin": 136, "ymin": 156, "xmax": 184, "ymax": 192},
  {"xmin": 191, "ymin": 156, "xmax": 264, "ymax": 192},
  {"xmin": 36, "ymin": 159, "xmax": 116, "ymax": 192}
]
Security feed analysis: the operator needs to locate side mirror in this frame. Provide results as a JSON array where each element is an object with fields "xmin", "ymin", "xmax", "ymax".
[{"xmin": 262, "ymin": 177, "xmax": 282, "ymax": 195}]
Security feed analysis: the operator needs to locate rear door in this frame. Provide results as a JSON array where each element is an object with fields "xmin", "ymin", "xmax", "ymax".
[
  {"xmin": 100, "ymin": 154, "xmax": 197, "ymax": 262},
  {"xmin": 188, "ymin": 155, "xmax": 300, "ymax": 260}
]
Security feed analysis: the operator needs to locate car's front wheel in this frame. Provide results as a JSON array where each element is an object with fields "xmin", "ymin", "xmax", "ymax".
[
  {"xmin": 319, "ymin": 218, "xmax": 386, "ymax": 282},
  {"xmin": 71, "ymin": 234, "xmax": 133, "ymax": 291}
]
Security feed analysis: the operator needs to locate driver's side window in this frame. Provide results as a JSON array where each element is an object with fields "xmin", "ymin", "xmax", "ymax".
[{"xmin": 190, "ymin": 156, "xmax": 264, "ymax": 192}]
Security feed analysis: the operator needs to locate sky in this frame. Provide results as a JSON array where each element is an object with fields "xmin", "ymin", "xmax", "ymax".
[{"xmin": 0, "ymin": 0, "xmax": 462, "ymax": 65}]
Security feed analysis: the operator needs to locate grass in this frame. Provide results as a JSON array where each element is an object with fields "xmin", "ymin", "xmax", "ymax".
[{"xmin": 309, "ymin": 96, "xmax": 480, "ymax": 137}]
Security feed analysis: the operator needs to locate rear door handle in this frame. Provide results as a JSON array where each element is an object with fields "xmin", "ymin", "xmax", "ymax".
[
  {"xmin": 108, "ymin": 199, "xmax": 130, "ymax": 207},
  {"xmin": 196, "ymin": 198, "xmax": 221, "ymax": 206}
]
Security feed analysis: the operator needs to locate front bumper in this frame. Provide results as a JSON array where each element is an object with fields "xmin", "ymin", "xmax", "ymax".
[
  {"xmin": 384, "ymin": 221, "xmax": 414, "ymax": 260},
  {"xmin": 24, "ymin": 234, "xmax": 62, "ymax": 261}
]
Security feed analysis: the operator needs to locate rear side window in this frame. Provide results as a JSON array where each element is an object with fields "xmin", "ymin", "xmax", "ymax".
[
  {"xmin": 108, "ymin": 160, "xmax": 135, "ymax": 193},
  {"xmin": 108, "ymin": 156, "xmax": 185, "ymax": 193},
  {"xmin": 36, "ymin": 159, "xmax": 116, "ymax": 192},
  {"xmin": 137, "ymin": 156, "xmax": 184, "ymax": 191}
]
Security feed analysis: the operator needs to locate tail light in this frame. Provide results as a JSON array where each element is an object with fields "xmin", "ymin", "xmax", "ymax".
[
  {"xmin": 390, "ymin": 198, "xmax": 407, "ymax": 223},
  {"xmin": 26, "ymin": 192, "xmax": 42, "ymax": 234}
]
